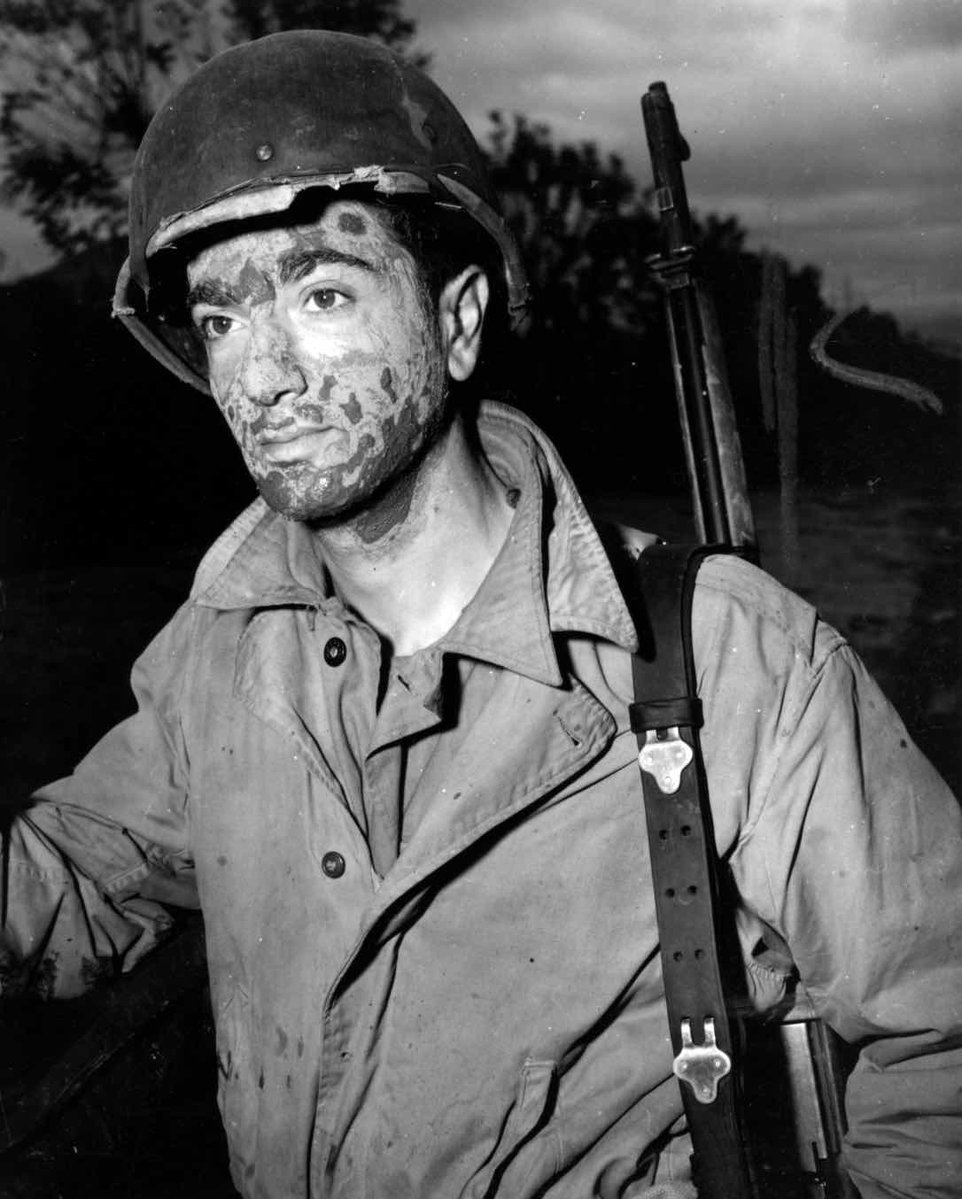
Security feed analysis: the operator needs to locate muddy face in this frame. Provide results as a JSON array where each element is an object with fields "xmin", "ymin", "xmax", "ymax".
[{"xmin": 186, "ymin": 200, "xmax": 448, "ymax": 524}]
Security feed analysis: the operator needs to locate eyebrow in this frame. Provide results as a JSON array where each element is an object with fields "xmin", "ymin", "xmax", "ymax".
[
  {"xmin": 278, "ymin": 247, "xmax": 377, "ymax": 286},
  {"xmin": 185, "ymin": 279, "xmax": 242, "ymax": 310},
  {"xmin": 186, "ymin": 247, "xmax": 378, "ymax": 312}
]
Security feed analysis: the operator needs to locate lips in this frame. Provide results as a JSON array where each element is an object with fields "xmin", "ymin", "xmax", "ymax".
[
  {"xmin": 254, "ymin": 424, "xmax": 345, "ymax": 467},
  {"xmin": 256, "ymin": 424, "xmax": 327, "ymax": 447}
]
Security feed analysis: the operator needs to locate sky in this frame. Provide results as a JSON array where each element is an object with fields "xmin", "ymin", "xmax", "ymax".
[
  {"xmin": 1, "ymin": 0, "xmax": 959, "ymax": 344},
  {"xmin": 402, "ymin": 0, "xmax": 961, "ymax": 344}
]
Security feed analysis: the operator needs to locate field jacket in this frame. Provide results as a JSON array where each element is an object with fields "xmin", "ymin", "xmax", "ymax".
[{"xmin": 3, "ymin": 403, "xmax": 961, "ymax": 1198}]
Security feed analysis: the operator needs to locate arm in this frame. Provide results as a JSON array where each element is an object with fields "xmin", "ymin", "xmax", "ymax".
[
  {"xmin": 2, "ymin": 605, "xmax": 199, "ymax": 1000},
  {"xmin": 770, "ymin": 646, "xmax": 961, "ymax": 1197},
  {"xmin": 696, "ymin": 560, "xmax": 962, "ymax": 1197}
]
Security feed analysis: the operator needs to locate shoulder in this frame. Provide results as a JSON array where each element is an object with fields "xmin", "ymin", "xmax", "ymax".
[
  {"xmin": 129, "ymin": 501, "xmax": 274, "ymax": 687},
  {"xmin": 689, "ymin": 552, "xmax": 871, "ymax": 832},
  {"xmin": 189, "ymin": 498, "xmax": 274, "ymax": 601},
  {"xmin": 692, "ymin": 552, "xmax": 847, "ymax": 680},
  {"xmin": 603, "ymin": 534, "xmax": 856, "ymax": 743},
  {"xmin": 685, "ymin": 554, "xmax": 865, "ymax": 857},
  {"xmin": 596, "ymin": 520, "xmax": 848, "ymax": 682}
]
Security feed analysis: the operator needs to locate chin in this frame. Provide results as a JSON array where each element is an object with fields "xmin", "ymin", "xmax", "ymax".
[
  {"xmin": 255, "ymin": 472, "xmax": 326, "ymax": 523},
  {"xmin": 254, "ymin": 469, "xmax": 361, "ymax": 525}
]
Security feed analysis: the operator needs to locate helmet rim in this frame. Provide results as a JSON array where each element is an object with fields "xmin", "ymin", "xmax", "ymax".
[{"xmin": 116, "ymin": 30, "xmax": 530, "ymax": 391}]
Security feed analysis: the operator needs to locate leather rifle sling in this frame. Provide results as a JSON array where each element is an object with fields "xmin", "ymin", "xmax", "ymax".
[{"xmin": 629, "ymin": 542, "xmax": 756, "ymax": 1199}]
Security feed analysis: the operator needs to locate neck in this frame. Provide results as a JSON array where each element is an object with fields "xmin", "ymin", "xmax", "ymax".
[{"xmin": 313, "ymin": 414, "xmax": 515, "ymax": 656}]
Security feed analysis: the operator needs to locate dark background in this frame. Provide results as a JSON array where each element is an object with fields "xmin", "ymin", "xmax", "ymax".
[{"xmin": 0, "ymin": 4, "xmax": 958, "ymax": 1194}]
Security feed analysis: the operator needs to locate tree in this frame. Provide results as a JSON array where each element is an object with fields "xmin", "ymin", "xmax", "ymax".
[
  {"xmin": 227, "ymin": 0, "xmax": 420, "ymax": 59},
  {"xmin": 0, "ymin": 0, "xmax": 421, "ymax": 257},
  {"xmin": 480, "ymin": 112, "xmax": 670, "ymax": 474},
  {"xmin": 0, "ymin": 0, "xmax": 212, "ymax": 253},
  {"xmin": 479, "ymin": 112, "xmax": 839, "ymax": 496},
  {"xmin": 485, "ymin": 111, "xmax": 659, "ymax": 335}
]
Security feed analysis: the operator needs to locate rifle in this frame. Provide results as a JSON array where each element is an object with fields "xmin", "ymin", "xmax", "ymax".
[
  {"xmin": 639, "ymin": 82, "xmax": 857, "ymax": 1198},
  {"xmin": 641, "ymin": 81, "xmax": 756, "ymax": 553}
]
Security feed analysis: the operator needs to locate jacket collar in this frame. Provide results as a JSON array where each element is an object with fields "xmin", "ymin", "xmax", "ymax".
[{"xmin": 191, "ymin": 402, "xmax": 638, "ymax": 680}]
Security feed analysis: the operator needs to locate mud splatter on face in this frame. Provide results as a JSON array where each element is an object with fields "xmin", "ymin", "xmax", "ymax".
[
  {"xmin": 238, "ymin": 259, "xmax": 274, "ymax": 305},
  {"xmin": 353, "ymin": 462, "xmax": 419, "ymax": 545},
  {"xmin": 380, "ymin": 366, "xmax": 399, "ymax": 405},
  {"xmin": 338, "ymin": 211, "xmax": 367, "ymax": 236},
  {"xmin": 341, "ymin": 392, "xmax": 361, "ymax": 424},
  {"xmin": 295, "ymin": 402, "xmax": 327, "ymax": 424},
  {"xmin": 188, "ymin": 198, "xmax": 448, "ymax": 532}
]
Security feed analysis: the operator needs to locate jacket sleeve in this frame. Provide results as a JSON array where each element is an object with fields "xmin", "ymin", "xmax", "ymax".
[
  {"xmin": 696, "ymin": 559, "xmax": 962, "ymax": 1199},
  {"xmin": 1, "ymin": 604, "xmax": 200, "ymax": 1000}
]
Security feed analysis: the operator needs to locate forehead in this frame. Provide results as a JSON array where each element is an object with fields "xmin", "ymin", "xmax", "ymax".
[{"xmin": 185, "ymin": 199, "xmax": 408, "ymax": 287}]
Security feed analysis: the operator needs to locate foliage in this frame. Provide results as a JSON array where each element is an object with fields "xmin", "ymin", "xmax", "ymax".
[
  {"xmin": 479, "ymin": 111, "xmax": 952, "ymax": 498},
  {"xmin": 226, "ymin": 0, "xmax": 421, "ymax": 60},
  {"xmin": 0, "ymin": 0, "xmax": 422, "ymax": 255},
  {"xmin": 0, "ymin": 0, "xmax": 212, "ymax": 252},
  {"xmin": 479, "ymin": 112, "xmax": 666, "ymax": 472},
  {"xmin": 484, "ymin": 111, "xmax": 658, "ymax": 332},
  {"xmin": 479, "ymin": 111, "xmax": 835, "ymax": 491}
]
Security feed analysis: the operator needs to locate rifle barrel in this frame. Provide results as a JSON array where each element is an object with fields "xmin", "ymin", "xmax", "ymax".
[{"xmin": 642, "ymin": 82, "xmax": 757, "ymax": 553}]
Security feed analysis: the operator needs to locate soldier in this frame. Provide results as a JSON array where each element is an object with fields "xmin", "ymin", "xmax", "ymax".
[{"xmin": 3, "ymin": 30, "xmax": 961, "ymax": 1199}]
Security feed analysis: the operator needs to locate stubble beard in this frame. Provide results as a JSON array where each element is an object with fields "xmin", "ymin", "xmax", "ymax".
[
  {"xmin": 253, "ymin": 361, "xmax": 452, "ymax": 534},
  {"xmin": 305, "ymin": 382, "xmax": 455, "ymax": 546}
]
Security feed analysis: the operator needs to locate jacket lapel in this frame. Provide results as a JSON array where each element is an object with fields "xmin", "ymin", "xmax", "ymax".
[
  {"xmin": 231, "ymin": 607, "xmax": 350, "ymax": 807},
  {"xmin": 348, "ymin": 671, "xmax": 620, "ymax": 955}
]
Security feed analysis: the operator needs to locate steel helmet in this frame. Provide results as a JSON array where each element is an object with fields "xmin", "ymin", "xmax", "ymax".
[{"xmin": 112, "ymin": 29, "xmax": 529, "ymax": 394}]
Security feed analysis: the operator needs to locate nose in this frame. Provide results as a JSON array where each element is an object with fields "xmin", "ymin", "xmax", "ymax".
[{"xmin": 241, "ymin": 319, "xmax": 307, "ymax": 408}]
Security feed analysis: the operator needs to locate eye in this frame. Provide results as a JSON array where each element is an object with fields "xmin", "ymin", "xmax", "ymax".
[
  {"xmin": 196, "ymin": 313, "xmax": 237, "ymax": 341},
  {"xmin": 304, "ymin": 287, "xmax": 349, "ymax": 313}
]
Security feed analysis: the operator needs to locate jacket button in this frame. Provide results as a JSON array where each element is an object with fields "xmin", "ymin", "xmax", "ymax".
[
  {"xmin": 323, "ymin": 637, "xmax": 347, "ymax": 667},
  {"xmin": 321, "ymin": 851, "xmax": 346, "ymax": 878}
]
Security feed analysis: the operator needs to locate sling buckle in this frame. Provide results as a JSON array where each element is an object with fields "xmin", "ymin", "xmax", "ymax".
[
  {"xmin": 673, "ymin": 1016, "xmax": 731, "ymax": 1104},
  {"xmin": 638, "ymin": 727, "xmax": 693, "ymax": 794}
]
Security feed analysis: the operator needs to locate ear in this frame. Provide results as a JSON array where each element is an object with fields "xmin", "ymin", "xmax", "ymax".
[{"xmin": 438, "ymin": 266, "xmax": 489, "ymax": 382}]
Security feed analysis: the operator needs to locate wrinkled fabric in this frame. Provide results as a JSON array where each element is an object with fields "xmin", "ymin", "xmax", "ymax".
[{"xmin": 2, "ymin": 402, "xmax": 961, "ymax": 1199}]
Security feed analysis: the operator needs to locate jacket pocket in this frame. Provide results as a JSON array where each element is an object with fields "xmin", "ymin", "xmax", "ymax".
[{"xmin": 465, "ymin": 1059, "xmax": 563, "ymax": 1199}]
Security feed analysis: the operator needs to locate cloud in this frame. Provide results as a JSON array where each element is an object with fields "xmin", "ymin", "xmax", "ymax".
[
  {"xmin": 845, "ymin": 0, "xmax": 962, "ymax": 54},
  {"xmin": 405, "ymin": 0, "xmax": 961, "ymax": 335}
]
